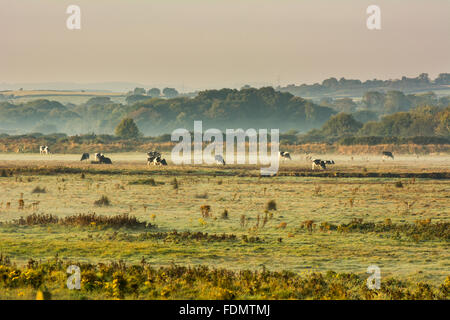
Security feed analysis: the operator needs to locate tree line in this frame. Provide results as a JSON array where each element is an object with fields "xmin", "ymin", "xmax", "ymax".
[
  {"xmin": 294, "ymin": 105, "xmax": 449, "ymax": 144},
  {"xmin": 279, "ymin": 73, "xmax": 450, "ymax": 98}
]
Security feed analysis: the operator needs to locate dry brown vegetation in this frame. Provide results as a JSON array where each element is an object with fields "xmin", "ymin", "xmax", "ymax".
[{"xmin": 4, "ymin": 213, "xmax": 153, "ymax": 229}]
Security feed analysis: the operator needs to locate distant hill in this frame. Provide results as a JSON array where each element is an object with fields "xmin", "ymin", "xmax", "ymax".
[
  {"xmin": 0, "ymin": 82, "xmax": 147, "ymax": 92},
  {"xmin": 279, "ymin": 73, "xmax": 450, "ymax": 100}
]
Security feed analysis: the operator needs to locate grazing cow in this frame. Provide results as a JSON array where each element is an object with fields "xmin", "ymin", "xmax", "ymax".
[
  {"xmin": 382, "ymin": 151, "xmax": 394, "ymax": 160},
  {"xmin": 325, "ymin": 160, "xmax": 335, "ymax": 165},
  {"xmin": 98, "ymin": 154, "xmax": 112, "ymax": 164},
  {"xmin": 152, "ymin": 156, "xmax": 167, "ymax": 166},
  {"xmin": 80, "ymin": 153, "xmax": 90, "ymax": 161},
  {"xmin": 279, "ymin": 151, "xmax": 291, "ymax": 160},
  {"xmin": 312, "ymin": 159, "xmax": 327, "ymax": 170},
  {"xmin": 215, "ymin": 155, "xmax": 226, "ymax": 165},
  {"xmin": 147, "ymin": 151, "xmax": 162, "ymax": 166}
]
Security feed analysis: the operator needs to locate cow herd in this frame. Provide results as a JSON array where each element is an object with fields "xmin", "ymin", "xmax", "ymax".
[
  {"xmin": 37, "ymin": 145, "xmax": 394, "ymax": 169},
  {"xmin": 278, "ymin": 150, "xmax": 336, "ymax": 170}
]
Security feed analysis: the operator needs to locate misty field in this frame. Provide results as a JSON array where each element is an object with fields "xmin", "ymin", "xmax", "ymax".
[{"xmin": 0, "ymin": 153, "xmax": 448, "ymax": 299}]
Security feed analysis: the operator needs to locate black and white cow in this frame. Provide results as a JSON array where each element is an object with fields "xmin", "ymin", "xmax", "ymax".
[
  {"xmin": 39, "ymin": 145, "xmax": 50, "ymax": 155},
  {"xmin": 80, "ymin": 153, "xmax": 90, "ymax": 161},
  {"xmin": 215, "ymin": 155, "xmax": 226, "ymax": 165},
  {"xmin": 382, "ymin": 151, "xmax": 394, "ymax": 160},
  {"xmin": 279, "ymin": 151, "xmax": 291, "ymax": 160},
  {"xmin": 147, "ymin": 151, "xmax": 162, "ymax": 166},
  {"xmin": 312, "ymin": 159, "xmax": 327, "ymax": 170},
  {"xmin": 152, "ymin": 156, "xmax": 167, "ymax": 166},
  {"xmin": 325, "ymin": 160, "xmax": 335, "ymax": 165}
]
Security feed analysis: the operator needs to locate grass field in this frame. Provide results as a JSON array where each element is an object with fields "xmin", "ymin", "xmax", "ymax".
[
  {"xmin": 0, "ymin": 153, "xmax": 448, "ymax": 299},
  {"xmin": 1, "ymin": 90, "xmax": 126, "ymax": 105}
]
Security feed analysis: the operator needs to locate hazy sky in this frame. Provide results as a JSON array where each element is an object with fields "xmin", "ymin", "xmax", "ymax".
[{"xmin": 1, "ymin": 0, "xmax": 449, "ymax": 91}]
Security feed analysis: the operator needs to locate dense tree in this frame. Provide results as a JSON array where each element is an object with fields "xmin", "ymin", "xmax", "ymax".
[
  {"xmin": 407, "ymin": 92, "xmax": 438, "ymax": 108},
  {"xmin": 322, "ymin": 77, "xmax": 339, "ymax": 89},
  {"xmin": 162, "ymin": 88, "xmax": 179, "ymax": 98},
  {"xmin": 85, "ymin": 96, "xmax": 112, "ymax": 107},
  {"xmin": 358, "ymin": 106, "xmax": 449, "ymax": 137},
  {"xmin": 0, "ymin": 99, "xmax": 80, "ymax": 132},
  {"xmin": 33, "ymin": 122, "xmax": 58, "ymax": 134},
  {"xmin": 125, "ymin": 95, "xmax": 148, "ymax": 105},
  {"xmin": 147, "ymin": 88, "xmax": 161, "ymax": 97},
  {"xmin": 320, "ymin": 113, "xmax": 363, "ymax": 136},
  {"xmin": 114, "ymin": 118, "xmax": 141, "ymax": 139},
  {"xmin": 383, "ymin": 91, "xmax": 411, "ymax": 114},
  {"xmin": 435, "ymin": 107, "xmax": 450, "ymax": 136},
  {"xmin": 133, "ymin": 87, "xmax": 146, "ymax": 95},
  {"xmin": 318, "ymin": 97, "xmax": 356, "ymax": 112},
  {"xmin": 352, "ymin": 110, "xmax": 379, "ymax": 123},
  {"xmin": 362, "ymin": 91, "xmax": 385, "ymax": 110},
  {"xmin": 434, "ymin": 73, "xmax": 450, "ymax": 85},
  {"xmin": 332, "ymin": 98, "xmax": 357, "ymax": 113}
]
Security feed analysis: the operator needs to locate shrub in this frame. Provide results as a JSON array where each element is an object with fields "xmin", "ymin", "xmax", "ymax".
[
  {"xmin": 240, "ymin": 214, "xmax": 246, "ymax": 228},
  {"xmin": 395, "ymin": 181, "xmax": 404, "ymax": 188},
  {"xmin": 278, "ymin": 222, "xmax": 287, "ymax": 229},
  {"xmin": 313, "ymin": 185, "xmax": 322, "ymax": 196},
  {"xmin": 94, "ymin": 195, "xmax": 110, "ymax": 206},
  {"xmin": 200, "ymin": 205, "xmax": 211, "ymax": 218},
  {"xmin": 195, "ymin": 192, "xmax": 208, "ymax": 199},
  {"xmin": 129, "ymin": 178, "xmax": 163, "ymax": 186},
  {"xmin": 31, "ymin": 186, "xmax": 46, "ymax": 193},
  {"xmin": 6, "ymin": 213, "xmax": 153, "ymax": 229},
  {"xmin": 221, "ymin": 209, "xmax": 229, "ymax": 219},
  {"xmin": 265, "ymin": 200, "xmax": 277, "ymax": 211},
  {"xmin": 171, "ymin": 178, "xmax": 179, "ymax": 190}
]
